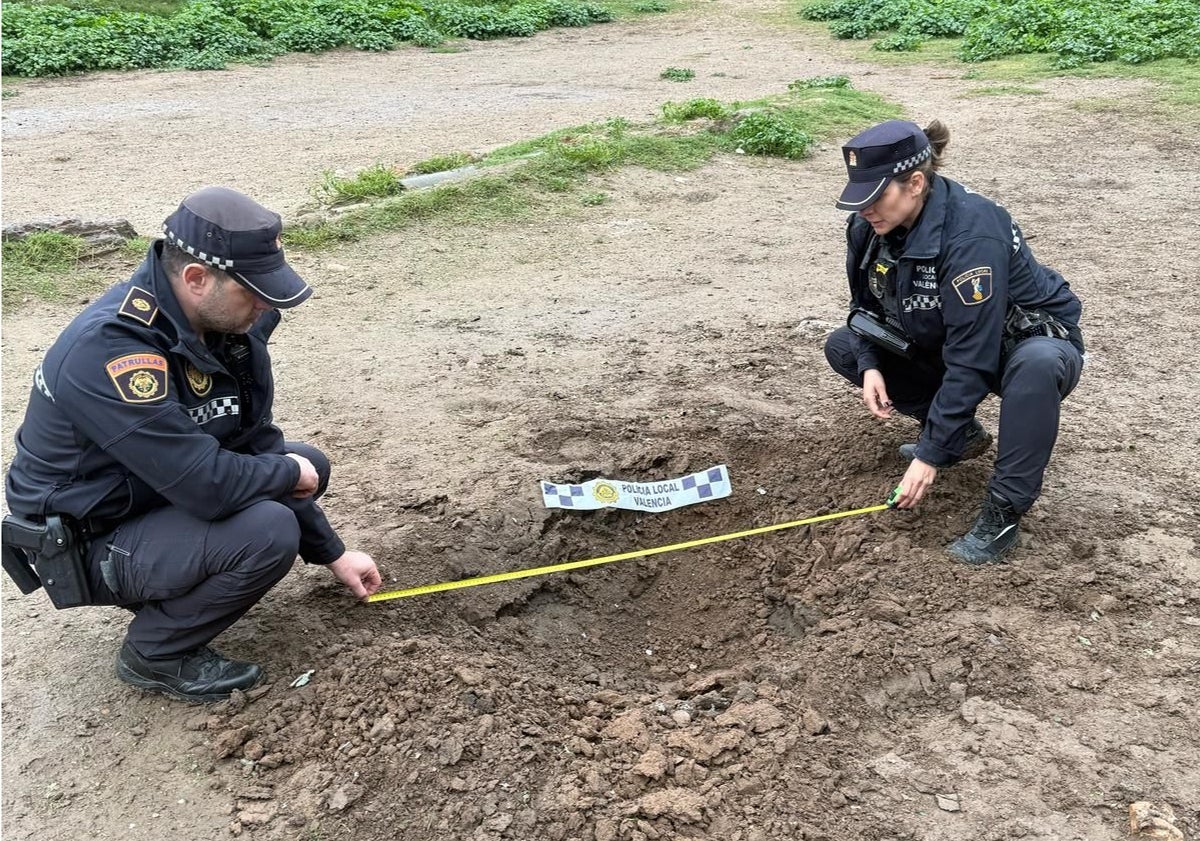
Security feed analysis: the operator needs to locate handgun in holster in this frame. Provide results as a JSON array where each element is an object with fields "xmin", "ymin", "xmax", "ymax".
[
  {"xmin": 847, "ymin": 307, "xmax": 917, "ymax": 359},
  {"xmin": 1, "ymin": 514, "xmax": 92, "ymax": 609}
]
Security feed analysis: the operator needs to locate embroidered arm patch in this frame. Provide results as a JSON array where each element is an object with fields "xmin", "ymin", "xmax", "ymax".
[
  {"xmin": 106, "ymin": 353, "xmax": 168, "ymax": 403},
  {"xmin": 950, "ymin": 267, "xmax": 993, "ymax": 306}
]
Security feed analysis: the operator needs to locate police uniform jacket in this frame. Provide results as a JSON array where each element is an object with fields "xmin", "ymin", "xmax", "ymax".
[
  {"xmin": 5, "ymin": 242, "xmax": 345, "ymax": 564},
  {"xmin": 844, "ymin": 174, "xmax": 1084, "ymax": 467}
]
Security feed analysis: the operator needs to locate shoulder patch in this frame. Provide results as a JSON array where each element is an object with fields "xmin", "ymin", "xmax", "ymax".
[
  {"xmin": 950, "ymin": 267, "xmax": 993, "ymax": 306},
  {"xmin": 106, "ymin": 353, "xmax": 168, "ymax": 403},
  {"xmin": 118, "ymin": 286, "xmax": 159, "ymax": 326}
]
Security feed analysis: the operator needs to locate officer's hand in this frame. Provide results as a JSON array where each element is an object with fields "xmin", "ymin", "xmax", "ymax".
[
  {"xmin": 327, "ymin": 550, "xmax": 382, "ymax": 599},
  {"xmin": 285, "ymin": 453, "xmax": 320, "ymax": 498},
  {"xmin": 862, "ymin": 369, "xmax": 894, "ymax": 420},
  {"xmin": 894, "ymin": 458, "xmax": 938, "ymax": 509}
]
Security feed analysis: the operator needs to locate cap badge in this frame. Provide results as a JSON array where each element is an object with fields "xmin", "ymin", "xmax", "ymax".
[{"xmin": 848, "ymin": 151, "xmax": 858, "ymax": 167}]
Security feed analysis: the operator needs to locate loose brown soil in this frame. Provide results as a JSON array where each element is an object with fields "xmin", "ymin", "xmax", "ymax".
[{"xmin": 3, "ymin": 3, "xmax": 1198, "ymax": 841}]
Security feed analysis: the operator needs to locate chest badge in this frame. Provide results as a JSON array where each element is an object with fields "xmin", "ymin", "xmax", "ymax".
[
  {"xmin": 185, "ymin": 361, "xmax": 213, "ymax": 397},
  {"xmin": 869, "ymin": 262, "xmax": 891, "ymax": 299}
]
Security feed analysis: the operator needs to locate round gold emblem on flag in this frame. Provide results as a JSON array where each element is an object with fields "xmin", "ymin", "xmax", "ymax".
[{"xmin": 593, "ymin": 482, "xmax": 619, "ymax": 504}]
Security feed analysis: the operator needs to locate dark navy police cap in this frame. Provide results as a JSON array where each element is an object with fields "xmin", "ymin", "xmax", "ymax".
[
  {"xmin": 836, "ymin": 120, "xmax": 931, "ymax": 212},
  {"xmin": 163, "ymin": 186, "xmax": 313, "ymax": 308}
]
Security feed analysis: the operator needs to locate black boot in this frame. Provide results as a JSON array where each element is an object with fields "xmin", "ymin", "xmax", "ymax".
[
  {"xmin": 899, "ymin": 418, "xmax": 992, "ymax": 463},
  {"xmin": 947, "ymin": 491, "xmax": 1021, "ymax": 565},
  {"xmin": 116, "ymin": 641, "xmax": 262, "ymax": 703}
]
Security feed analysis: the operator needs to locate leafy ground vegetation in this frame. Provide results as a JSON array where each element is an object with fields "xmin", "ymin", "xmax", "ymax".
[
  {"xmin": 800, "ymin": 0, "xmax": 1200, "ymax": 68},
  {"xmin": 0, "ymin": 0, "xmax": 626, "ymax": 76}
]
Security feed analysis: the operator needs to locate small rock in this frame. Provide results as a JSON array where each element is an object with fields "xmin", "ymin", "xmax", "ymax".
[
  {"xmin": 634, "ymin": 788, "xmax": 706, "ymax": 824},
  {"xmin": 592, "ymin": 689, "xmax": 623, "ymax": 706},
  {"xmin": 326, "ymin": 784, "xmax": 363, "ymax": 812},
  {"xmin": 801, "ymin": 707, "xmax": 830, "ymax": 735},
  {"xmin": 936, "ymin": 793, "xmax": 961, "ymax": 812},
  {"xmin": 368, "ymin": 715, "xmax": 396, "ymax": 740},
  {"xmin": 213, "ymin": 727, "xmax": 251, "ymax": 759},
  {"xmin": 1129, "ymin": 801, "xmax": 1184, "ymax": 840},
  {"xmin": 454, "ymin": 666, "xmax": 484, "ymax": 686},
  {"xmin": 235, "ymin": 807, "xmax": 275, "ymax": 826},
  {"xmin": 242, "ymin": 740, "xmax": 265, "ymax": 761},
  {"xmin": 437, "ymin": 736, "xmax": 465, "ymax": 766},
  {"xmin": 631, "ymin": 748, "xmax": 669, "ymax": 781},
  {"xmin": 715, "ymin": 700, "xmax": 785, "ymax": 733},
  {"xmin": 595, "ymin": 818, "xmax": 618, "ymax": 841},
  {"xmin": 671, "ymin": 710, "xmax": 692, "ymax": 727}
]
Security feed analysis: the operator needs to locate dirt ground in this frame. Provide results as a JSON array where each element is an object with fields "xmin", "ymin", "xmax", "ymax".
[{"xmin": 2, "ymin": 2, "xmax": 1199, "ymax": 840}]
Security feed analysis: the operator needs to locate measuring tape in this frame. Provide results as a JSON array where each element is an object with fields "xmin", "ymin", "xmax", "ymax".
[{"xmin": 366, "ymin": 486, "xmax": 903, "ymax": 603}]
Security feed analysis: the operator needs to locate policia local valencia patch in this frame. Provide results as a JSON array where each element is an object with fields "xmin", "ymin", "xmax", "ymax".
[
  {"xmin": 106, "ymin": 353, "xmax": 168, "ymax": 403},
  {"xmin": 951, "ymin": 266, "xmax": 993, "ymax": 306}
]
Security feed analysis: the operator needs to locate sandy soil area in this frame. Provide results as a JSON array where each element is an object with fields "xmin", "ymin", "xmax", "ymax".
[{"xmin": 2, "ymin": 2, "xmax": 1198, "ymax": 840}]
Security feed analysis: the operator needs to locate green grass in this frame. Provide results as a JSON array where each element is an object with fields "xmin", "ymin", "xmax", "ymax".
[
  {"xmin": 316, "ymin": 163, "xmax": 403, "ymax": 205},
  {"xmin": 660, "ymin": 66, "xmax": 695, "ymax": 81},
  {"xmin": 284, "ymin": 176, "xmax": 532, "ymax": 249},
  {"xmin": 661, "ymin": 98, "xmax": 729, "ymax": 121},
  {"xmin": 962, "ymin": 84, "xmax": 1046, "ymax": 96},
  {"xmin": 597, "ymin": 0, "xmax": 678, "ymax": 15},
  {"xmin": 1, "ymin": 232, "xmax": 113, "ymax": 308},
  {"xmin": 408, "ymin": 152, "xmax": 474, "ymax": 175}
]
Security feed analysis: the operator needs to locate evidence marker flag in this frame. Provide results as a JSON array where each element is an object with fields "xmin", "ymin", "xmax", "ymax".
[{"xmin": 540, "ymin": 465, "xmax": 732, "ymax": 513}]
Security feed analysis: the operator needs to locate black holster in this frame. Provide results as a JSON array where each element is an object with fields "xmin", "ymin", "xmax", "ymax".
[
  {"xmin": 1, "ymin": 514, "xmax": 92, "ymax": 609},
  {"xmin": 1001, "ymin": 304, "xmax": 1071, "ymax": 359},
  {"xmin": 847, "ymin": 307, "xmax": 917, "ymax": 359}
]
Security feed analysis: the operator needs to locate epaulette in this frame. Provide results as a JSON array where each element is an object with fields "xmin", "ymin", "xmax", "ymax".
[{"xmin": 117, "ymin": 286, "xmax": 159, "ymax": 327}]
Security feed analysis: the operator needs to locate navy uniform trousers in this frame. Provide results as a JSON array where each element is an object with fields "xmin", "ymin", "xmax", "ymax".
[
  {"xmin": 824, "ymin": 328, "xmax": 1084, "ymax": 513},
  {"xmin": 83, "ymin": 442, "xmax": 330, "ymax": 659}
]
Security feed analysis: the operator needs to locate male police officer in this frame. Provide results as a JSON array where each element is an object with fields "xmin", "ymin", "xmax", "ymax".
[
  {"xmin": 4, "ymin": 186, "xmax": 382, "ymax": 702},
  {"xmin": 823, "ymin": 120, "xmax": 1084, "ymax": 564}
]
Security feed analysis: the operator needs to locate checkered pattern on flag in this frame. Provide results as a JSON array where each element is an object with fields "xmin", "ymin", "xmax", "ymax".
[{"xmin": 540, "ymin": 465, "xmax": 732, "ymax": 512}]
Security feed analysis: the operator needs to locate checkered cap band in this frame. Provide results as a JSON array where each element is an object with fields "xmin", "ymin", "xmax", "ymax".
[
  {"xmin": 891, "ymin": 145, "xmax": 932, "ymax": 175},
  {"xmin": 163, "ymin": 227, "xmax": 236, "ymax": 270}
]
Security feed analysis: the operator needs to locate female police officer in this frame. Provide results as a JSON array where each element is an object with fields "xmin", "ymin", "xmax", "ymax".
[{"xmin": 823, "ymin": 119, "xmax": 1085, "ymax": 564}]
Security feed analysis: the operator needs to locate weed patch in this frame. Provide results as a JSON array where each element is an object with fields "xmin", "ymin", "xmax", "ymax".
[
  {"xmin": 660, "ymin": 67, "xmax": 695, "ymax": 81},
  {"xmin": 409, "ymin": 153, "xmax": 474, "ymax": 175},
  {"xmin": 660, "ymin": 98, "xmax": 729, "ymax": 122},
  {"xmin": 799, "ymin": 0, "xmax": 1200, "ymax": 68},
  {"xmin": 1, "ymin": 0, "xmax": 616, "ymax": 77},
  {"xmin": 963, "ymin": 84, "xmax": 1046, "ymax": 96},
  {"xmin": 728, "ymin": 111, "xmax": 812, "ymax": 159},
  {"xmin": 317, "ymin": 164, "xmax": 404, "ymax": 205},
  {"xmin": 1, "ymin": 233, "xmax": 117, "ymax": 308}
]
